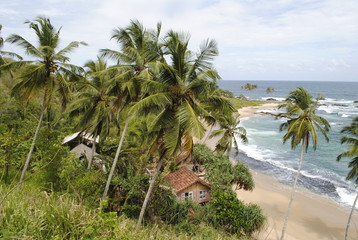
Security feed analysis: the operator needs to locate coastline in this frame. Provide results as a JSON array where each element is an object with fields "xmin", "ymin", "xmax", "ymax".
[{"xmin": 203, "ymin": 102, "xmax": 358, "ymax": 240}]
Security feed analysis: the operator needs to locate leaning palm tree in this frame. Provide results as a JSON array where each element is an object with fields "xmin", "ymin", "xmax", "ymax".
[
  {"xmin": 210, "ymin": 114, "xmax": 247, "ymax": 154},
  {"xmin": 69, "ymin": 57, "xmax": 115, "ymax": 169},
  {"xmin": 277, "ymin": 87, "xmax": 330, "ymax": 240},
  {"xmin": 100, "ymin": 20, "xmax": 163, "ymax": 200},
  {"xmin": 3, "ymin": 17, "xmax": 86, "ymax": 186},
  {"xmin": 337, "ymin": 116, "xmax": 358, "ymax": 240},
  {"xmin": 134, "ymin": 31, "xmax": 235, "ymax": 227}
]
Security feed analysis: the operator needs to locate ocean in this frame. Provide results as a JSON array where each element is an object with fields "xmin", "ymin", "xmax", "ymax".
[{"xmin": 218, "ymin": 80, "xmax": 358, "ymax": 208}]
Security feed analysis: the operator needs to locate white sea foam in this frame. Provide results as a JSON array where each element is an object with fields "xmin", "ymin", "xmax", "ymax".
[
  {"xmin": 300, "ymin": 170, "xmax": 334, "ymax": 183},
  {"xmin": 341, "ymin": 114, "xmax": 350, "ymax": 118},
  {"xmin": 317, "ymin": 105, "xmax": 357, "ymax": 116},
  {"xmin": 319, "ymin": 98, "xmax": 354, "ymax": 105},
  {"xmin": 336, "ymin": 187, "xmax": 357, "ymax": 208},
  {"xmin": 239, "ymin": 143, "xmax": 297, "ymax": 173}
]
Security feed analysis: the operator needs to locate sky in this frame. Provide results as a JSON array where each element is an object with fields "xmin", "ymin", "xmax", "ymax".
[{"xmin": 1, "ymin": 0, "xmax": 357, "ymax": 81}]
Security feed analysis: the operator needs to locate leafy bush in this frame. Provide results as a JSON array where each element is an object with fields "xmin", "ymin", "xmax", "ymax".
[
  {"xmin": 208, "ymin": 190, "xmax": 266, "ymax": 236},
  {"xmin": 193, "ymin": 144, "xmax": 254, "ymax": 192},
  {"xmin": 149, "ymin": 186, "xmax": 193, "ymax": 224},
  {"xmin": 59, "ymin": 154, "xmax": 106, "ymax": 206}
]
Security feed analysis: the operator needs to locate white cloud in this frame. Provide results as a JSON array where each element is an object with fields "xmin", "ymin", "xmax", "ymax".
[{"xmin": 1, "ymin": 0, "xmax": 357, "ymax": 81}]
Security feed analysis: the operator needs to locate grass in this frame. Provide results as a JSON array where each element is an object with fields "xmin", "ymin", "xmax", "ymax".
[
  {"xmin": 229, "ymin": 98, "xmax": 264, "ymax": 110},
  {"xmin": 0, "ymin": 184, "xmax": 241, "ymax": 240}
]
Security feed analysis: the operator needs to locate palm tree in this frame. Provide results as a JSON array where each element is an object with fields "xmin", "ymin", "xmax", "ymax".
[
  {"xmin": 241, "ymin": 83, "xmax": 258, "ymax": 91},
  {"xmin": 3, "ymin": 17, "xmax": 86, "ymax": 186},
  {"xmin": 134, "ymin": 31, "xmax": 235, "ymax": 227},
  {"xmin": 277, "ymin": 87, "xmax": 330, "ymax": 240},
  {"xmin": 210, "ymin": 114, "xmax": 247, "ymax": 154},
  {"xmin": 100, "ymin": 20, "xmax": 163, "ymax": 200},
  {"xmin": 69, "ymin": 57, "xmax": 115, "ymax": 169},
  {"xmin": 266, "ymin": 87, "xmax": 274, "ymax": 94},
  {"xmin": 337, "ymin": 116, "xmax": 358, "ymax": 240}
]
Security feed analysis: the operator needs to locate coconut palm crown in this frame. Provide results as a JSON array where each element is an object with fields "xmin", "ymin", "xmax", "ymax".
[
  {"xmin": 5, "ymin": 17, "xmax": 87, "ymax": 108},
  {"xmin": 278, "ymin": 87, "xmax": 330, "ymax": 151},
  {"xmin": 210, "ymin": 114, "xmax": 248, "ymax": 155}
]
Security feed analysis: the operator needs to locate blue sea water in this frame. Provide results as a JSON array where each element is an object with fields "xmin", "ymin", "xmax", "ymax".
[{"xmin": 218, "ymin": 80, "xmax": 358, "ymax": 207}]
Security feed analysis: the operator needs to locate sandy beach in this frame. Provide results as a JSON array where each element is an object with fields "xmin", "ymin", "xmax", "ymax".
[{"xmin": 202, "ymin": 103, "xmax": 358, "ymax": 240}]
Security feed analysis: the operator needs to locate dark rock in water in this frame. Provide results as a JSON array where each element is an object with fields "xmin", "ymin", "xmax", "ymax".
[
  {"xmin": 354, "ymin": 101, "xmax": 358, "ymax": 103},
  {"xmin": 332, "ymin": 104, "xmax": 348, "ymax": 107},
  {"xmin": 266, "ymin": 98, "xmax": 277, "ymax": 101}
]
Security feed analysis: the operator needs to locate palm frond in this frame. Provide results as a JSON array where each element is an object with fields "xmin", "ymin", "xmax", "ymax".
[{"xmin": 6, "ymin": 34, "xmax": 41, "ymax": 57}]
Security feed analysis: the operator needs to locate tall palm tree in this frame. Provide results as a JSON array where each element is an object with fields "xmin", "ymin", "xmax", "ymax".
[
  {"xmin": 69, "ymin": 57, "xmax": 115, "ymax": 169},
  {"xmin": 3, "ymin": 17, "xmax": 86, "ymax": 186},
  {"xmin": 210, "ymin": 114, "xmax": 247, "ymax": 154},
  {"xmin": 134, "ymin": 31, "xmax": 235, "ymax": 227},
  {"xmin": 100, "ymin": 20, "xmax": 163, "ymax": 200},
  {"xmin": 337, "ymin": 116, "xmax": 358, "ymax": 240},
  {"xmin": 277, "ymin": 87, "xmax": 330, "ymax": 240}
]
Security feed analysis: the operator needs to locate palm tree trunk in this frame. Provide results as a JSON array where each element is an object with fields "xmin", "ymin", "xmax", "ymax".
[
  {"xmin": 19, "ymin": 109, "xmax": 45, "ymax": 187},
  {"xmin": 4, "ymin": 164, "xmax": 9, "ymax": 183},
  {"xmin": 102, "ymin": 119, "xmax": 129, "ymax": 201},
  {"xmin": 345, "ymin": 191, "xmax": 358, "ymax": 240},
  {"xmin": 203, "ymin": 124, "xmax": 214, "ymax": 144},
  {"xmin": 87, "ymin": 134, "xmax": 97, "ymax": 169},
  {"xmin": 280, "ymin": 138, "xmax": 306, "ymax": 240},
  {"xmin": 136, "ymin": 149, "xmax": 167, "ymax": 228}
]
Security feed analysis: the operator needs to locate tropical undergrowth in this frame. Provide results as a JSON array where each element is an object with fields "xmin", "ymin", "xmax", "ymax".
[{"xmin": 0, "ymin": 185, "xmax": 240, "ymax": 240}]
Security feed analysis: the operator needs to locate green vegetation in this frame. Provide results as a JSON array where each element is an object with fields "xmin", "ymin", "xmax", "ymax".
[
  {"xmin": 0, "ymin": 17, "xmax": 266, "ymax": 239},
  {"xmin": 0, "ymin": 186, "xmax": 239, "ymax": 240},
  {"xmin": 266, "ymin": 87, "xmax": 274, "ymax": 94},
  {"xmin": 337, "ymin": 116, "xmax": 358, "ymax": 240},
  {"xmin": 277, "ymin": 87, "xmax": 330, "ymax": 240},
  {"xmin": 230, "ymin": 97, "xmax": 263, "ymax": 109},
  {"xmin": 241, "ymin": 83, "xmax": 258, "ymax": 91}
]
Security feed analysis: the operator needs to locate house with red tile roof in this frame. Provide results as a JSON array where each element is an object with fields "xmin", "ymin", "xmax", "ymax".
[{"xmin": 165, "ymin": 167, "xmax": 211, "ymax": 203}]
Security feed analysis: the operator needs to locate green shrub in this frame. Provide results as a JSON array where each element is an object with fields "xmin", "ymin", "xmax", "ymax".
[
  {"xmin": 208, "ymin": 190, "xmax": 266, "ymax": 237},
  {"xmin": 59, "ymin": 154, "xmax": 106, "ymax": 206}
]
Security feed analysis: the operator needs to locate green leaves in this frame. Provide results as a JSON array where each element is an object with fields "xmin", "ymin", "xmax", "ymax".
[
  {"xmin": 279, "ymin": 87, "xmax": 330, "ymax": 151},
  {"xmin": 209, "ymin": 191, "xmax": 265, "ymax": 236},
  {"xmin": 177, "ymin": 100, "xmax": 205, "ymax": 139},
  {"xmin": 337, "ymin": 116, "xmax": 358, "ymax": 183}
]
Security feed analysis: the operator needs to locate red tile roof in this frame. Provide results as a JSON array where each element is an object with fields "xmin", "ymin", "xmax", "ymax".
[{"xmin": 165, "ymin": 167, "xmax": 210, "ymax": 192}]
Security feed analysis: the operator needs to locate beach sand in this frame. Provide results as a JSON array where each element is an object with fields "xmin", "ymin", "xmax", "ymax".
[{"xmin": 201, "ymin": 103, "xmax": 358, "ymax": 240}]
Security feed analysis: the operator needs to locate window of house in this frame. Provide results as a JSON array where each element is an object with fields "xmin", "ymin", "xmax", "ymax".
[
  {"xmin": 181, "ymin": 192, "xmax": 193, "ymax": 200},
  {"xmin": 199, "ymin": 190, "xmax": 206, "ymax": 200}
]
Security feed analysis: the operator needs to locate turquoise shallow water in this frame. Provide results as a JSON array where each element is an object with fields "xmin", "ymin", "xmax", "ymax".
[{"xmin": 218, "ymin": 80, "xmax": 358, "ymax": 207}]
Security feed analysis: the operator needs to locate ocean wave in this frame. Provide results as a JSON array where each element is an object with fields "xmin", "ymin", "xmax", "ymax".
[
  {"xmin": 244, "ymin": 128, "xmax": 279, "ymax": 136},
  {"xmin": 317, "ymin": 105, "xmax": 358, "ymax": 116},
  {"xmin": 319, "ymin": 98, "xmax": 355, "ymax": 105},
  {"xmin": 336, "ymin": 187, "xmax": 358, "ymax": 208},
  {"xmin": 238, "ymin": 145, "xmax": 357, "ymax": 208}
]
